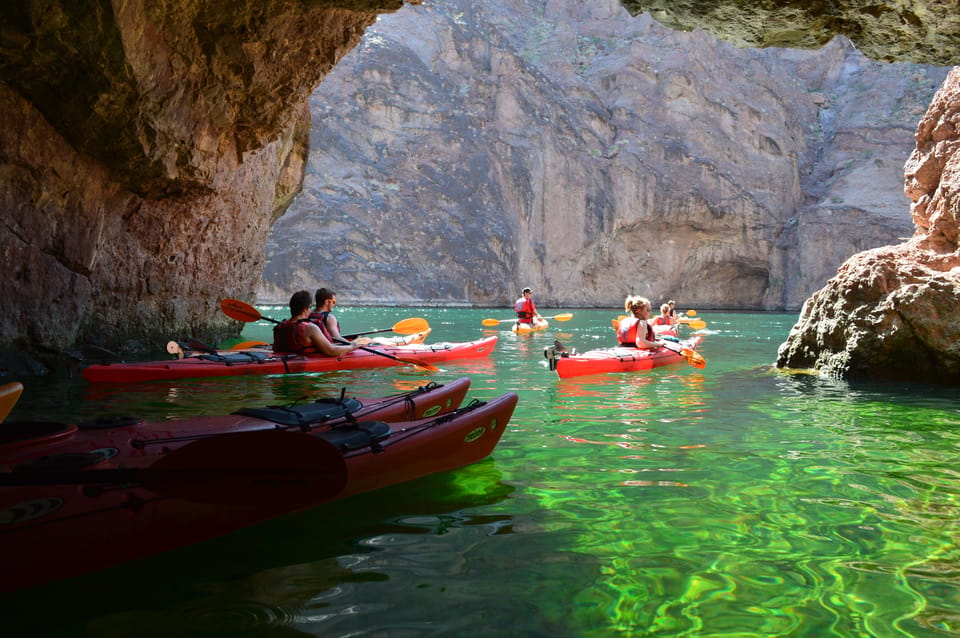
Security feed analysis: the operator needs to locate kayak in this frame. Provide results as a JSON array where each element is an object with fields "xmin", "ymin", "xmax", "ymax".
[
  {"xmin": 512, "ymin": 318, "xmax": 549, "ymax": 334},
  {"xmin": 83, "ymin": 335, "xmax": 498, "ymax": 383},
  {"xmin": 548, "ymin": 337, "xmax": 703, "ymax": 379},
  {"xmin": 0, "ymin": 382, "xmax": 516, "ymax": 592}
]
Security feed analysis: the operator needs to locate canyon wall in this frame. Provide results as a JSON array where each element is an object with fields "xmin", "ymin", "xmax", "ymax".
[{"xmin": 261, "ymin": 0, "xmax": 948, "ymax": 311}]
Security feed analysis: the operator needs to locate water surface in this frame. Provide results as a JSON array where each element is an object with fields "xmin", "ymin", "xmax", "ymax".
[{"xmin": 3, "ymin": 308, "xmax": 958, "ymax": 637}]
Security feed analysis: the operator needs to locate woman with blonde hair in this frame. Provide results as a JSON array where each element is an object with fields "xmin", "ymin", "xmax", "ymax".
[{"xmin": 617, "ymin": 295, "xmax": 665, "ymax": 350}]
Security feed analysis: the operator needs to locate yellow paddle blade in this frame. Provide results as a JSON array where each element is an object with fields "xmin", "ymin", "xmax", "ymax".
[
  {"xmin": 551, "ymin": 313, "xmax": 574, "ymax": 322},
  {"xmin": 482, "ymin": 318, "xmax": 506, "ymax": 326},
  {"xmin": 0, "ymin": 382, "xmax": 24, "ymax": 423},
  {"xmin": 611, "ymin": 318, "xmax": 620, "ymax": 330},
  {"xmin": 686, "ymin": 309, "xmax": 697, "ymax": 317},
  {"xmin": 392, "ymin": 317, "xmax": 430, "ymax": 334},
  {"xmin": 686, "ymin": 319, "xmax": 707, "ymax": 330}
]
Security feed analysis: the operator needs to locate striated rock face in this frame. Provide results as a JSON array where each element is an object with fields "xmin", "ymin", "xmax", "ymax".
[
  {"xmin": 261, "ymin": 0, "xmax": 947, "ymax": 311},
  {"xmin": 0, "ymin": 0, "xmax": 408, "ymax": 363},
  {"xmin": 777, "ymin": 68, "xmax": 960, "ymax": 384},
  {"xmin": 620, "ymin": 0, "xmax": 960, "ymax": 66}
]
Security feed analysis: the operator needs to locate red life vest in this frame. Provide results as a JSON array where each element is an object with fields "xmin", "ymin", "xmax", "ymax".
[
  {"xmin": 515, "ymin": 297, "xmax": 537, "ymax": 322},
  {"xmin": 308, "ymin": 310, "xmax": 339, "ymax": 342},
  {"xmin": 618, "ymin": 317, "xmax": 654, "ymax": 347},
  {"xmin": 652, "ymin": 315, "xmax": 673, "ymax": 326},
  {"xmin": 273, "ymin": 319, "xmax": 316, "ymax": 354}
]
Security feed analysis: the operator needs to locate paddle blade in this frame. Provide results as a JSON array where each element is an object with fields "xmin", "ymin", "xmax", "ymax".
[
  {"xmin": 396, "ymin": 357, "xmax": 440, "ymax": 372},
  {"xmin": 149, "ymin": 431, "xmax": 348, "ymax": 506},
  {"xmin": 230, "ymin": 340, "xmax": 270, "ymax": 350},
  {"xmin": 686, "ymin": 309, "xmax": 697, "ymax": 317},
  {"xmin": 681, "ymin": 348, "xmax": 707, "ymax": 369},
  {"xmin": 552, "ymin": 313, "xmax": 574, "ymax": 322},
  {"xmin": 0, "ymin": 382, "xmax": 23, "ymax": 424},
  {"xmin": 686, "ymin": 319, "xmax": 707, "ymax": 330},
  {"xmin": 221, "ymin": 298, "xmax": 264, "ymax": 323},
  {"xmin": 482, "ymin": 318, "xmax": 503, "ymax": 326},
  {"xmin": 392, "ymin": 317, "xmax": 430, "ymax": 334}
]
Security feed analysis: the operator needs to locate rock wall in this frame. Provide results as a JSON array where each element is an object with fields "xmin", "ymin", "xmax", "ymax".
[
  {"xmin": 777, "ymin": 68, "xmax": 960, "ymax": 384},
  {"xmin": 260, "ymin": 0, "xmax": 948, "ymax": 310},
  {"xmin": 0, "ymin": 0, "xmax": 409, "ymax": 364},
  {"xmin": 620, "ymin": 0, "xmax": 960, "ymax": 65}
]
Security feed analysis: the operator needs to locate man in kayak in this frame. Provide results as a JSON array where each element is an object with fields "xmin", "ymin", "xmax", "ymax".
[
  {"xmin": 309, "ymin": 287, "xmax": 347, "ymax": 343},
  {"xmin": 275, "ymin": 291, "xmax": 361, "ymax": 356},
  {"xmin": 515, "ymin": 287, "xmax": 543, "ymax": 326},
  {"xmin": 617, "ymin": 295, "xmax": 665, "ymax": 350}
]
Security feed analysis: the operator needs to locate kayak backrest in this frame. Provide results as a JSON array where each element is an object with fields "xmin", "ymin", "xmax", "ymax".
[
  {"xmin": 314, "ymin": 421, "xmax": 391, "ymax": 452},
  {"xmin": 234, "ymin": 397, "xmax": 364, "ymax": 427}
]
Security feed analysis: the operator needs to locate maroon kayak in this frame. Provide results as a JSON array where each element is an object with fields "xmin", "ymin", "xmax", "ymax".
[{"xmin": 0, "ymin": 381, "xmax": 516, "ymax": 592}]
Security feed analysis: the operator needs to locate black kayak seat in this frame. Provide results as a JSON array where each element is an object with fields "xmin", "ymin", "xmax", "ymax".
[
  {"xmin": 234, "ymin": 397, "xmax": 364, "ymax": 426},
  {"xmin": 314, "ymin": 421, "xmax": 391, "ymax": 452}
]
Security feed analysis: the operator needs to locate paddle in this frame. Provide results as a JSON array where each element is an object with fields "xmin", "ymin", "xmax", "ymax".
[
  {"xmin": 0, "ymin": 430, "xmax": 348, "ymax": 506},
  {"xmin": 684, "ymin": 319, "xmax": 707, "ymax": 330},
  {"xmin": 660, "ymin": 341, "xmax": 707, "ymax": 369},
  {"xmin": 0, "ymin": 382, "xmax": 23, "ymax": 424},
  {"xmin": 343, "ymin": 317, "xmax": 429, "ymax": 339},
  {"xmin": 686, "ymin": 309, "xmax": 697, "ymax": 317},
  {"xmin": 220, "ymin": 299, "xmax": 438, "ymax": 372},
  {"xmin": 481, "ymin": 313, "xmax": 574, "ymax": 327}
]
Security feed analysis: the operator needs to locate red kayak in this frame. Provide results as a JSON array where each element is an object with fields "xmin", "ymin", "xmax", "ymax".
[
  {"xmin": 548, "ymin": 337, "xmax": 703, "ymax": 379},
  {"xmin": 83, "ymin": 335, "xmax": 498, "ymax": 383},
  {"xmin": 0, "ymin": 382, "xmax": 516, "ymax": 592}
]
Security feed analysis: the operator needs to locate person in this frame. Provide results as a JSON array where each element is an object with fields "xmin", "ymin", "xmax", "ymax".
[
  {"xmin": 308, "ymin": 287, "xmax": 346, "ymax": 343},
  {"xmin": 651, "ymin": 303, "xmax": 677, "ymax": 328},
  {"xmin": 617, "ymin": 295, "xmax": 665, "ymax": 350},
  {"xmin": 667, "ymin": 300, "xmax": 678, "ymax": 321},
  {"xmin": 515, "ymin": 287, "xmax": 543, "ymax": 325},
  {"xmin": 274, "ymin": 290, "xmax": 360, "ymax": 356}
]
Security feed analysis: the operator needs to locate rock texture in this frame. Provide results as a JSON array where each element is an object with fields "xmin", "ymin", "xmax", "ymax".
[
  {"xmin": 0, "ymin": 0, "xmax": 409, "ymax": 364},
  {"xmin": 621, "ymin": 0, "xmax": 960, "ymax": 66},
  {"xmin": 777, "ymin": 68, "xmax": 960, "ymax": 384},
  {"xmin": 261, "ymin": 0, "xmax": 947, "ymax": 311}
]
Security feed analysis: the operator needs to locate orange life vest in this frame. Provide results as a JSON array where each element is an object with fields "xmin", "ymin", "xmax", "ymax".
[{"xmin": 618, "ymin": 317, "xmax": 654, "ymax": 347}]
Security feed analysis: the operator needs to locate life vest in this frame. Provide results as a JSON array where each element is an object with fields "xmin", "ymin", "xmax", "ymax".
[
  {"xmin": 618, "ymin": 317, "xmax": 655, "ymax": 347},
  {"xmin": 308, "ymin": 310, "xmax": 339, "ymax": 342},
  {"xmin": 273, "ymin": 319, "xmax": 316, "ymax": 354},
  {"xmin": 515, "ymin": 297, "xmax": 536, "ymax": 322},
  {"xmin": 652, "ymin": 315, "xmax": 673, "ymax": 326}
]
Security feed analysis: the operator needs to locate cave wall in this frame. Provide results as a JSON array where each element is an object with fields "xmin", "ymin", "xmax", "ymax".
[{"xmin": 0, "ymin": 0, "xmax": 409, "ymax": 362}]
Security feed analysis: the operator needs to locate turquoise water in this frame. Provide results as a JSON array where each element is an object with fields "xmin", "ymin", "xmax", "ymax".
[{"xmin": 3, "ymin": 308, "xmax": 960, "ymax": 637}]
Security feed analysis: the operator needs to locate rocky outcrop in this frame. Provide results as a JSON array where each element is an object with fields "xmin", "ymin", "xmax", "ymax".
[
  {"xmin": 620, "ymin": 0, "xmax": 960, "ymax": 66},
  {"xmin": 260, "ymin": 0, "xmax": 948, "ymax": 310},
  {"xmin": 777, "ymin": 68, "xmax": 960, "ymax": 384},
  {"xmin": 0, "ymin": 0, "xmax": 409, "ymax": 363}
]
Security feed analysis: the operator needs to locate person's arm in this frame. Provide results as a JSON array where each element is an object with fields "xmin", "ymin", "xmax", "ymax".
[
  {"xmin": 325, "ymin": 314, "xmax": 344, "ymax": 341},
  {"xmin": 635, "ymin": 320, "xmax": 663, "ymax": 350},
  {"xmin": 304, "ymin": 323, "xmax": 359, "ymax": 356}
]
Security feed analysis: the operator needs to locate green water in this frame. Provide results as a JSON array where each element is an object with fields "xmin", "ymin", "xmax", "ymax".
[{"xmin": 3, "ymin": 308, "xmax": 959, "ymax": 637}]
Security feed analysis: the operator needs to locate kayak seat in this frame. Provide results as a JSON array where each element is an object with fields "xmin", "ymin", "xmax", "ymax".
[
  {"xmin": 197, "ymin": 351, "xmax": 271, "ymax": 364},
  {"xmin": 314, "ymin": 421, "xmax": 391, "ymax": 452},
  {"xmin": 234, "ymin": 397, "xmax": 364, "ymax": 427}
]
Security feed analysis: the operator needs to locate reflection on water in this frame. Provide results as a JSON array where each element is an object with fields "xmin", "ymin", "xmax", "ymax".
[{"xmin": 4, "ymin": 309, "xmax": 960, "ymax": 637}]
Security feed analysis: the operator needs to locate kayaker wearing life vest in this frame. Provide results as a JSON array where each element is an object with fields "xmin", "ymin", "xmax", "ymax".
[
  {"xmin": 651, "ymin": 303, "xmax": 677, "ymax": 328},
  {"xmin": 515, "ymin": 287, "xmax": 543, "ymax": 325},
  {"xmin": 274, "ymin": 291, "xmax": 360, "ymax": 356},
  {"xmin": 617, "ymin": 295, "xmax": 665, "ymax": 349},
  {"xmin": 309, "ymin": 287, "xmax": 346, "ymax": 343}
]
